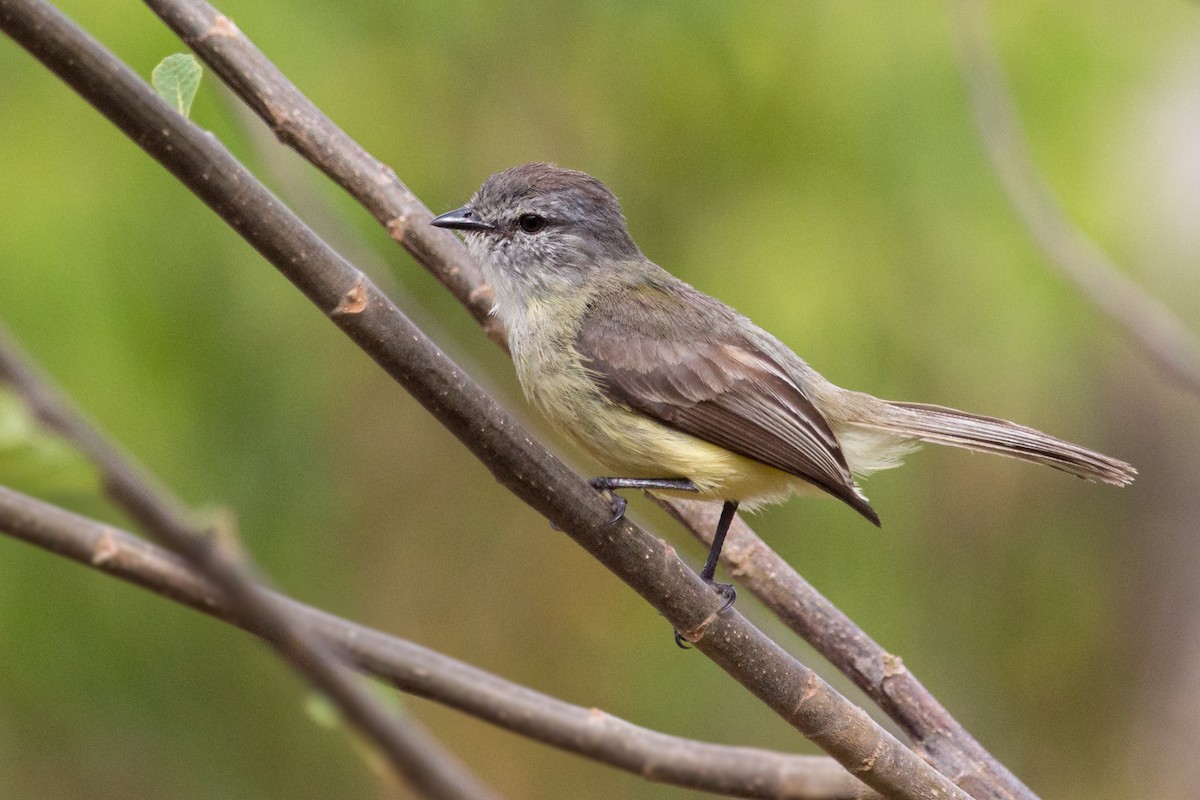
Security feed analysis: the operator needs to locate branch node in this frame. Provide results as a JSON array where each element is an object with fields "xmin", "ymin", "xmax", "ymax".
[
  {"xmin": 334, "ymin": 278, "xmax": 368, "ymax": 315},
  {"xmin": 677, "ymin": 603, "xmax": 725, "ymax": 645},
  {"xmin": 853, "ymin": 738, "xmax": 887, "ymax": 776},
  {"xmin": 882, "ymin": 653, "xmax": 907, "ymax": 678},
  {"xmin": 92, "ymin": 528, "xmax": 120, "ymax": 565},
  {"xmin": 201, "ymin": 14, "xmax": 239, "ymax": 40},
  {"xmin": 385, "ymin": 215, "xmax": 410, "ymax": 244}
]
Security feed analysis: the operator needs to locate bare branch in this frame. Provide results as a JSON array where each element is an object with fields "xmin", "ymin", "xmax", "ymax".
[
  {"xmin": 131, "ymin": 1, "xmax": 1038, "ymax": 797},
  {"xmin": 949, "ymin": 0, "xmax": 1200, "ymax": 396},
  {"xmin": 654, "ymin": 498, "xmax": 1031, "ymax": 800},
  {"xmin": 0, "ymin": 483, "xmax": 879, "ymax": 800},
  {"xmin": 0, "ymin": 323, "xmax": 501, "ymax": 800},
  {"xmin": 0, "ymin": 1, "xmax": 972, "ymax": 797},
  {"xmin": 146, "ymin": 0, "xmax": 506, "ymax": 348},
  {"xmin": 0, "ymin": 35, "xmax": 501, "ymax": 800},
  {"xmin": 0, "ymin": 257, "xmax": 875, "ymax": 798}
]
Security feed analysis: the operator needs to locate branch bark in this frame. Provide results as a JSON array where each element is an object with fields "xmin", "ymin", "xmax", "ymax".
[
  {"xmin": 0, "ymin": 322, "xmax": 503, "ymax": 800},
  {"xmin": 0, "ymin": 93, "xmax": 500, "ymax": 800},
  {"xmin": 130, "ymin": 1, "xmax": 1039, "ymax": 798},
  {"xmin": 0, "ymin": 1, "xmax": 971, "ymax": 797},
  {"xmin": 655, "ymin": 499, "xmax": 1029, "ymax": 800},
  {"xmin": 0, "ymin": 281, "xmax": 878, "ymax": 799},
  {"xmin": 949, "ymin": 0, "xmax": 1200, "ymax": 396},
  {"xmin": 0, "ymin": 482, "xmax": 879, "ymax": 800}
]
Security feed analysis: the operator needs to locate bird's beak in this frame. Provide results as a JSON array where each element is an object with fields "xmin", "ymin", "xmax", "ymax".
[{"xmin": 430, "ymin": 206, "xmax": 495, "ymax": 232}]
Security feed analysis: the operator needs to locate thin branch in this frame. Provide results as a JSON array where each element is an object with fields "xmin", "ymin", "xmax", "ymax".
[
  {"xmin": 0, "ymin": 47, "xmax": 496, "ymax": 800},
  {"xmin": 149, "ymin": 0, "xmax": 505, "ymax": 348},
  {"xmin": 654, "ymin": 498, "xmax": 1029, "ymax": 800},
  {"xmin": 0, "ymin": 2, "xmax": 971, "ymax": 797},
  {"xmin": 949, "ymin": 0, "xmax": 1200, "ymax": 396},
  {"xmin": 133, "ymin": 1, "xmax": 1034, "ymax": 798},
  {"xmin": 0, "ymin": 297, "xmax": 877, "ymax": 800},
  {"xmin": 0, "ymin": 484, "xmax": 879, "ymax": 800},
  {"xmin": 0, "ymin": 325, "xmax": 193, "ymax": 535},
  {"xmin": 0, "ymin": 326, "xmax": 504, "ymax": 800}
]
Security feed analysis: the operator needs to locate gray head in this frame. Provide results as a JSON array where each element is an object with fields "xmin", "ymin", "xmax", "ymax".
[{"xmin": 431, "ymin": 164, "xmax": 642, "ymax": 299}]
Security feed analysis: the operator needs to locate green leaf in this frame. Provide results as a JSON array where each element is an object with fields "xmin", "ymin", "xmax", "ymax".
[
  {"xmin": 0, "ymin": 388, "xmax": 102, "ymax": 502},
  {"xmin": 151, "ymin": 54, "xmax": 202, "ymax": 118}
]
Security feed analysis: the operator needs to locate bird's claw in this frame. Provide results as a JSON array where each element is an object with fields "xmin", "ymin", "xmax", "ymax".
[
  {"xmin": 587, "ymin": 478, "xmax": 627, "ymax": 525},
  {"xmin": 673, "ymin": 580, "xmax": 737, "ymax": 650},
  {"xmin": 549, "ymin": 483, "xmax": 629, "ymax": 531},
  {"xmin": 708, "ymin": 580, "xmax": 736, "ymax": 613}
]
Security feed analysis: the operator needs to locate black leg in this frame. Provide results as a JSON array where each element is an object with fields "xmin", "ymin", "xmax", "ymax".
[
  {"xmin": 586, "ymin": 477, "xmax": 699, "ymax": 525},
  {"xmin": 675, "ymin": 500, "xmax": 740, "ymax": 650},
  {"xmin": 699, "ymin": 500, "xmax": 739, "ymax": 584}
]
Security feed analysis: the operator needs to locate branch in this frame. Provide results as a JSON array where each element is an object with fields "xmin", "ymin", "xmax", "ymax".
[
  {"xmin": 0, "ymin": 274, "xmax": 875, "ymax": 800},
  {"xmin": 132, "ymin": 1, "xmax": 1036, "ymax": 798},
  {"xmin": 0, "ymin": 2, "xmax": 970, "ymax": 798},
  {"xmin": 0, "ymin": 323, "xmax": 499, "ymax": 800},
  {"xmin": 0, "ymin": 483, "xmax": 879, "ymax": 800},
  {"xmin": 949, "ymin": 0, "xmax": 1200, "ymax": 396},
  {"xmin": 153, "ymin": 0, "xmax": 505, "ymax": 348},
  {"xmin": 655, "ymin": 499, "xmax": 1030, "ymax": 800}
]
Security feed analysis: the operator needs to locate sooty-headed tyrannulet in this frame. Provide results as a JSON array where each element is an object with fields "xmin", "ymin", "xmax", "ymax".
[{"xmin": 432, "ymin": 163, "xmax": 1135, "ymax": 615}]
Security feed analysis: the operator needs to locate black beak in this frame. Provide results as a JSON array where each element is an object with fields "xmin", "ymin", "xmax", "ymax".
[{"xmin": 430, "ymin": 206, "xmax": 495, "ymax": 232}]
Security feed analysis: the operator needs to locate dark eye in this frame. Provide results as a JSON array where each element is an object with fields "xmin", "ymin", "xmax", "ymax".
[{"xmin": 517, "ymin": 214, "xmax": 547, "ymax": 234}]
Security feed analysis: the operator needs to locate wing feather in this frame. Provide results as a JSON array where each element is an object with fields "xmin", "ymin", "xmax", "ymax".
[{"xmin": 575, "ymin": 280, "xmax": 878, "ymax": 524}]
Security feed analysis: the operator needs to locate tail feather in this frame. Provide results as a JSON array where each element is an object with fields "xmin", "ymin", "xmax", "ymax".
[{"xmin": 869, "ymin": 401, "xmax": 1136, "ymax": 486}]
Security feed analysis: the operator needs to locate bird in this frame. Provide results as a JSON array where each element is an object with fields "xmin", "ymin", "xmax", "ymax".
[{"xmin": 432, "ymin": 162, "xmax": 1135, "ymax": 616}]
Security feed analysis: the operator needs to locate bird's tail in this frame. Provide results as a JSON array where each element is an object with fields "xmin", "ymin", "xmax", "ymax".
[{"xmin": 860, "ymin": 401, "xmax": 1136, "ymax": 486}]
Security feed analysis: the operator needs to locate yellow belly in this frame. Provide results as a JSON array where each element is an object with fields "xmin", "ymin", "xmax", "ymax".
[
  {"xmin": 509, "ymin": 298, "xmax": 815, "ymax": 510},
  {"xmin": 543, "ymin": 389, "xmax": 809, "ymax": 510}
]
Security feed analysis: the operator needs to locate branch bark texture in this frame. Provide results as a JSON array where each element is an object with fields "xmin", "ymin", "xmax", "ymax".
[
  {"xmin": 131, "ymin": 1, "xmax": 1039, "ymax": 798},
  {"xmin": 0, "ymin": 483, "xmax": 879, "ymax": 800},
  {"xmin": 0, "ymin": 1, "xmax": 971, "ymax": 798},
  {"xmin": 0, "ymin": 323, "xmax": 504, "ymax": 800}
]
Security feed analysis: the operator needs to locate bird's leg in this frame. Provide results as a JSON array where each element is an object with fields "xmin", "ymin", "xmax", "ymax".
[
  {"xmin": 586, "ymin": 477, "xmax": 699, "ymax": 524},
  {"xmin": 674, "ymin": 499, "xmax": 740, "ymax": 650},
  {"xmin": 699, "ymin": 500, "xmax": 738, "ymax": 604}
]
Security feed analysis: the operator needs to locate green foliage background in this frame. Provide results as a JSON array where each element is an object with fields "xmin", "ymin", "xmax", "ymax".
[{"xmin": 1, "ymin": 1, "xmax": 1198, "ymax": 798}]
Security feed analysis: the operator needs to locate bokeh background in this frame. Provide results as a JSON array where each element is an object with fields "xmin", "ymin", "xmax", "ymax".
[{"xmin": 2, "ymin": 1, "xmax": 1199, "ymax": 798}]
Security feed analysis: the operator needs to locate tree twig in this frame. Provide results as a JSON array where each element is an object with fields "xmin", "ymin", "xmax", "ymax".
[
  {"xmin": 135, "ymin": 1, "xmax": 1037, "ymax": 798},
  {"xmin": 146, "ymin": 0, "xmax": 506, "ymax": 348},
  {"xmin": 0, "ymin": 2, "xmax": 973, "ymax": 797},
  {"xmin": 949, "ymin": 0, "xmax": 1200, "ymax": 396},
  {"xmin": 0, "ymin": 57, "xmax": 500, "ymax": 800},
  {"xmin": 0, "ymin": 322, "xmax": 501, "ymax": 800},
  {"xmin": 0, "ymin": 281, "xmax": 878, "ymax": 800},
  {"xmin": 654, "ymin": 498, "xmax": 1030, "ymax": 800},
  {"xmin": 0, "ymin": 483, "xmax": 880, "ymax": 800}
]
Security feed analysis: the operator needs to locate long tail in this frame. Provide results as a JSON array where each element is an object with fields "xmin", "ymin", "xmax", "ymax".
[{"xmin": 866, "ymin": 401, "xmax": 1136, "ymax": 486}]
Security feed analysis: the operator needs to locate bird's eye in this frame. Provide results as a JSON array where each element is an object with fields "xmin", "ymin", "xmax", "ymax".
[{"xmin": 517, "ymin": 214, "xmax": 547, "ymax": 234}]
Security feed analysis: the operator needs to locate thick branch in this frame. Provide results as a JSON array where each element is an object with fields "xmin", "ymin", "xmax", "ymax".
[
  {"xmin": 949, "ymin": 0, "xmax": 1200, "ymax": 396},
  {"xmin": 0, "ymin": 2, "xmax": 970, "ymax": 797},
  {"xmin": 132, "ymin": 1, "xmax": 1034, "ymax": 798},
  {"xmin": 0, "ymin": 484, "xmax": 878, "ymax": 800}
]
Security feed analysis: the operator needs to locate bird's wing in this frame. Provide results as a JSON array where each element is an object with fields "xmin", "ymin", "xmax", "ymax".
[{"xmin": 575, "ymin": 281, "xmax": 879, "ymax": 524}]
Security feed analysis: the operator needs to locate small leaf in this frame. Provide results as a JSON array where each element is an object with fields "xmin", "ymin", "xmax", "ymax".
[
  {"xmin": 151, "ymin": 54, "xmax": 203, "ymax": 118},
  {"xmin": 0, "ymin": 388, "xmax": 102, "ymax": 502}
]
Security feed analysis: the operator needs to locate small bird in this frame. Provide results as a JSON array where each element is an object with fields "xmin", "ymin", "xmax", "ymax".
[{"xmin": 432, "ymin": 163, "xmax": 1135, "ymax": 612}]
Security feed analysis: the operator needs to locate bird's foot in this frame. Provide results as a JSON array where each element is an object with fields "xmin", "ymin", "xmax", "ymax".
[
  {"xmin": 673, "ymin": 578, "xmax": 737, "ymax": 649},
  {"xmin": 587, "ymin": 478, "xmax": 628, "ymax": 525}
]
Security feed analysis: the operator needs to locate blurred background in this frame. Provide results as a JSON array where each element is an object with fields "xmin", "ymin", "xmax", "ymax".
[{"xmin": 1, "ymin": 1, "xmax": 1198, "ymax": 798}]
